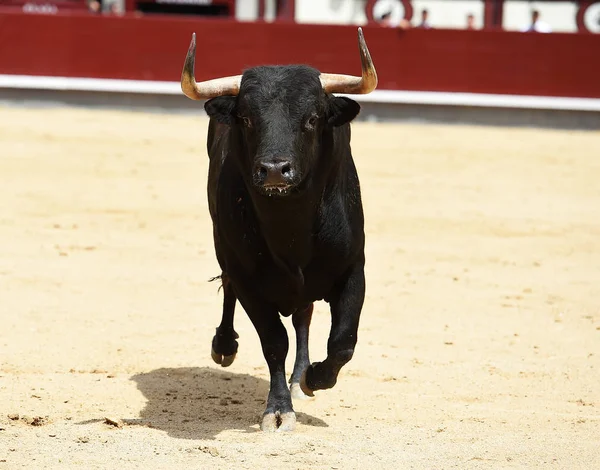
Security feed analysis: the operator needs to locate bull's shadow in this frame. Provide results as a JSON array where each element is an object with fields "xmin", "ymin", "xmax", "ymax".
[{"xmin": 129, "ymin": 367, "xmax": 327, "ymax": 440}]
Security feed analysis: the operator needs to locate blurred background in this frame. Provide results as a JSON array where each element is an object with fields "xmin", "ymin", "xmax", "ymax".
[
  {"xmin": 0, "ymin": 0, "xmax": 598, "ymax": 127},
  {"xmin": 3, "ymin": 0, "xmax": 600, "ymax": 32}
]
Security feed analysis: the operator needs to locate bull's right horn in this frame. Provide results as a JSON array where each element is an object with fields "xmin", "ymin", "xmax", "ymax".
[
  {"xmin": 181, "ymin": 33, "xmax": 242, "ymax": 100},
  {"xmin": 319, "ymin": 27, "xmax": 378, "ymax": 95}
]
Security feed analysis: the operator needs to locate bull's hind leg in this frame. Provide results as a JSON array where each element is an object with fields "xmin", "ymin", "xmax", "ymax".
[
  {"xmin": 289, "ymin": 304, "xmax": 314, "ymax": 400},
  {"xmin": 211, "ymin": 273, "xmax": 239, "ymax": 367}
]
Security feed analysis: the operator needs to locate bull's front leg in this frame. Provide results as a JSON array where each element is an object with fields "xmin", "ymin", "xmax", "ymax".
[
  {"xmin": 225, "ymin": 260, "xmax": 296, "ymax": 431},
  {"xmin": 248, "ymin": 306, "xmax": 296, "ymax": 431},
  {"xmin": 300, "ymin": 261, "xmax": 365, "ymax": 395},
  {"xmin": 232, "ymin": 280, "xmax": 295, "ymax": 431}
]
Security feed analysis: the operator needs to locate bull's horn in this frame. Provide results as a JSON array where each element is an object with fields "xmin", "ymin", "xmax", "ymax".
[
  {"xmin": 181, "ymin": 32, "xmax": 242, "ymax": 100},
  {"xmin": 320, "ymin": 27, "xmax": 378, "ymax": 95}
]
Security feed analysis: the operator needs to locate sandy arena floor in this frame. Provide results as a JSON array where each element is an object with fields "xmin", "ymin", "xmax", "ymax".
[{"xmin": 0, "ymin": 105, "xmax": 599, "ymax": 469}]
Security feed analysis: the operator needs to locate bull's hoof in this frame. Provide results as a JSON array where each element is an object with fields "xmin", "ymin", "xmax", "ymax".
[
  {"xmin": 260, "ymin": 411, "xmax": 296, "ymax": 432},
  {"xmin": 211, "ymin": 329, "xmax": 238, "ymax": 367},
  {"xmin": 211, "ymin": 348, "xmax": 236, "ymax": 367},
  {"xmin": 300, "ymin": 362, "xmax": 339, "ymax": 392},
  {"xmin": 299, "ymin": 369, "xmax": 315, "ymax": 397},
  {"xmin": 290, "ymin": 382, "xmax": 314, "ymax": 401}
]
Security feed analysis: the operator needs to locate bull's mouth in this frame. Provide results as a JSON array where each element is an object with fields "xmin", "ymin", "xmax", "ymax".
[{"xmin": 260, "ymin": 184, "xmax": 293, "ymax": 197}]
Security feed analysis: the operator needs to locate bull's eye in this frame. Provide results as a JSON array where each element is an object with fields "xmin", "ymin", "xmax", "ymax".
[
  {"xmin": 241, "ymin": 116, "xmax": 252, "ymax": 128},
  {"xmin": 305, "ymin": 115, "xmax": 318, "ymax": 131}
]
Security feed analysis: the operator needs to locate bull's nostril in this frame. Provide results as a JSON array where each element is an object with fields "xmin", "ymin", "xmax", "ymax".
[{"xmin": 281, "ymin": 163, "xmax": 291, "ymax": 176}]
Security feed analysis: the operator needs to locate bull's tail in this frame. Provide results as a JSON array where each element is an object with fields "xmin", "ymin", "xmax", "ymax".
[{"xmin": 208, "ymin": 274, "xmax": 224, "ymax": 293}]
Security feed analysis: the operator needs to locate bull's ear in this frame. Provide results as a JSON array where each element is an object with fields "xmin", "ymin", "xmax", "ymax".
[
  {"xmin": 328, "ymin": 96, "xmax": 361, "ymax": 127},
  {"xmin": 204, "ymin": 96, "xmax": 236, "ymax": 125}
]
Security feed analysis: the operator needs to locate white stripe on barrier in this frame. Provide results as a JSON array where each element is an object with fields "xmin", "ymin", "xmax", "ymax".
[{"xmin": 0, "ymin": 74, "xmax": 599, "ymax": 112}]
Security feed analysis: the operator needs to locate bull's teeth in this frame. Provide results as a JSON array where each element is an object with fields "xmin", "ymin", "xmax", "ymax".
[{"xmin": 263, "ymin": 185, "xmax": 289, "ymax": 195}]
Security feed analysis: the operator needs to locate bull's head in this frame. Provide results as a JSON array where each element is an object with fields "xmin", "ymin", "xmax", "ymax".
[{"xmin": 181, "ymin": 28, "xmax": 377, "ymax": 197}]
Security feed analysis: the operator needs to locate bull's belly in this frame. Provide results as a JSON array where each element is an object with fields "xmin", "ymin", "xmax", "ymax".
[
  {"xmin": 217, "ymin": 229, "xmax": 353, "ymax": 315},
  {"xmin": 254, "ymin": 267, "xmax": 338, "ymax": 316}
]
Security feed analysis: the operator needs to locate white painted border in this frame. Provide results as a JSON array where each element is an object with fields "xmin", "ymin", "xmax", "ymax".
[{"xmin": 1, "ymin": 74, "xmax": 599, "ymax": 112}]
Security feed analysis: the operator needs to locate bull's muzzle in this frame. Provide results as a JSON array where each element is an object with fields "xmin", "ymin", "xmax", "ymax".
[{"xmin": 253, "ymin": 158, "xmax": 297, "ymax": 196}]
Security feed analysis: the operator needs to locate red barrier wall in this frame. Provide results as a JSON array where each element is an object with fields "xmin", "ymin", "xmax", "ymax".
[{"xmin": 1, "ymin": 12, "xmax": 599, "ymax": 98}]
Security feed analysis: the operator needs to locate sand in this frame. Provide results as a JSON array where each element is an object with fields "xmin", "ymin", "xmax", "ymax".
[{"xmin": 0, "ymin": 105, "xmax": 599, "ymax": 469}]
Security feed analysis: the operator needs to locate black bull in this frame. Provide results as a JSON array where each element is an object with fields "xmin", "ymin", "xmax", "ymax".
[{"xmin": 181, "ymin": 28, "xmax": 378, "ymax": 431}]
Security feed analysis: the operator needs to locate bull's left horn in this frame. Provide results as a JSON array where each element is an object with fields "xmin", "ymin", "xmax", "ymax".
[
  {"xmin": 319, "ymin": 27, "xmax": 378, "ymax": 95},
  {"xmin": 181, "ymin": 32, "xmax": 242, "ymax": 100}
]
